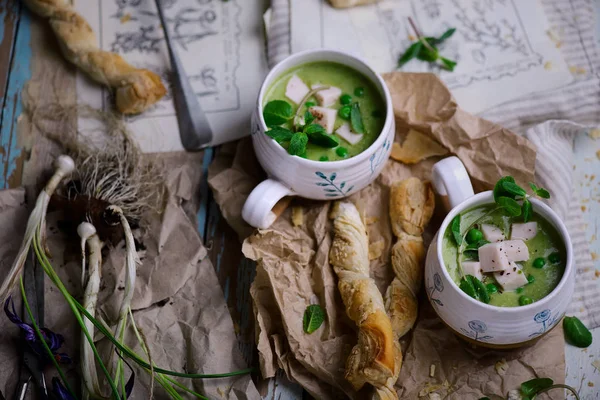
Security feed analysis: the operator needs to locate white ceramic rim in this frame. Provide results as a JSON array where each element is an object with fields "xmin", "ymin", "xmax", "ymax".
[
  {"xmin": 436, "ymin": 191, "xmax": 574, "ymax": 313},
  {"xmin": 256, "ymin": 48, "xmax": 394, "ymax": 167}
]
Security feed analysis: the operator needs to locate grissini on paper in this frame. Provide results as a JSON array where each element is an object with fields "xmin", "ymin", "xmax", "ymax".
[
  {"xmin": 23, "ymin": 0, "xmax": 166, "ymax": 115},
  {"xmin": 329, "ymin": 202, "xmax": 398, "ymax": 391}
]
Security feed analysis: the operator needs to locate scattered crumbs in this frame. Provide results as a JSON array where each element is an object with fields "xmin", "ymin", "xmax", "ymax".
[
  {"xmin": 588, "ymin": 381, "xmax": 594, "ymax": 387},
  {"xmin": 581, "ymin": 205, "xmax": 587, "ymax": 212},
  {"xmin": 592, "ymin": 359, "xmax": 600, "ymax": 370},
  {"xmin": 418, "ymin": 383, "xmax": 444, "ymax": 397},
  {"xmin": 408, "ymin": 34, "xmax": 416, "ymax": 41},
  {"xmin": 291, "ymin": 206, "xmax": 304, "ymax": 227},
  {"xmin": 120, "ymin": 13, "xmax": 131, "ymax": 23},
  {"xmin": 580, "ymin": 307, "xmax": 585, "ymax": 313},
  {"xmin": 596, "ymin": 150, "xmax": 600, "ymax": 160},
  {"xmin": 495, "ymin": 358, "xmax": 509, "ymax": 376},
  {"xmin": 507, "ymin": 389, "xmax": 522, "ymax": 400},
  {"xmin": 544, "ymin": 61, "xmax": 553, "ymax": 70},
  {"xmin": 584, "ymin": 267, "xmax": 591, "ymax": 273},
  {"xmin": 591, "ymin": 174, "xmax": 596, "ymax": 180},
  {"xmin": 594, "ymin": 270, "xmax": 599, "ymax": 279},
  {"xmin": 369, "ymin": 240, "xmax": 385, "ymax": 260},
  {"xmin": 546, "ymin": 29, "xmax": 562, "ymax": 48},
  {"xmin": 569, "ymin": 65, "xmax": 586, "ymax": 75},
  {"xmin": 430, "ymin": 364, "xmax": 436, "ymax": 378},
  {"xmin": 365, "ymin": 216, "xmax": 379, "ymax": 225},
  {"xmin": 590, "ymin": 128, "xmax": 600, "ymax": 139},
  {"xmin": 217, "ymin": 387, "xmax": 225, "ymax": 397},
  {"xmin": 428, "ymin": 394, "xmax": 441, "ymax": 400},
  {"xmin": 592, "ymin": 252, "xmax": 599, "ymax": 261}
]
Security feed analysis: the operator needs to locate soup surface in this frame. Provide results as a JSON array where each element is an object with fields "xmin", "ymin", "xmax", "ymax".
[
  {"xmin": 263, "ymin": 62, "xmax": 386, "ymax": 161},
  {"xmin": 442, "ymin": 204, "xmax": 566, "ymax": 307}
]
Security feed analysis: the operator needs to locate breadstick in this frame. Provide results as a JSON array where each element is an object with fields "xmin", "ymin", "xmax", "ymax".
[
  {"xmin": 374, "ymin": 178, "xmax": 434, "ymax": 400},
  {"xmin": 23, "ymin": 0, "xmax": 166, "ymax": 114},
  {"xmin": 329, "ymin": 202, "xmax": 397, "ymax": 391}
]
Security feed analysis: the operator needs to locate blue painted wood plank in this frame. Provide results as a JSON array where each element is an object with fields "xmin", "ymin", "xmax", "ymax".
[
  {"xmin": 196, "ymin": 147, "xmax": 214, "ymax": 240},
  {"xmin": 0, "ymin": 1, "xmax": 20, "ymax": 102},
  {"xmin": 0, "ymin": 4, "xmax": 31, "ymax": 188}
]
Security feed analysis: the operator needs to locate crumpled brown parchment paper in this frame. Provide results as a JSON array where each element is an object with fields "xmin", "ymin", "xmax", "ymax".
[
  {"xmin": 208, "ymin": 72, "xmax": 565, "ymax": 399},
  {"xmin": 0, "ymin": 156, "xmax": 260, "ymax": 399}
]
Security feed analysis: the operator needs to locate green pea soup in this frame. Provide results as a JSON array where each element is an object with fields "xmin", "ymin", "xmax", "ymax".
[
  {"xmin": 263, "ymin": 62, "xmax": 386, "ymax": 161},
  {"xmin": 442, "ymin": 205, "xmax": 566, "ymax": 307}
]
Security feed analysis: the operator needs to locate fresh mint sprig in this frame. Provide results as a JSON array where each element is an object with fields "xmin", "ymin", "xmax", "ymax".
[
  {"xmin": 493, "ymin": 176, "xmax": 551, "ymax": 222},
  {"xmin": 479, "ymin": 377, "xmax": 580, "ymax": 400},
  {"xmin": 303, "ymin": 304, "xmax": 325, "ymax": 334},
  {"xmin": 398, "ymin": 18, "xmax": 457, "ymax": 71}
]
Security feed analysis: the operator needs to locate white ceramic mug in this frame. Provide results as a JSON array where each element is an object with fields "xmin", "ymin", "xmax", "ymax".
[
  {"xmin": 425, "ymin": 157, "xmax": 574, "ymax": 348},
  {"xmin": 242, "ymin": 49, "xmax": 395, "ymax": 229}
]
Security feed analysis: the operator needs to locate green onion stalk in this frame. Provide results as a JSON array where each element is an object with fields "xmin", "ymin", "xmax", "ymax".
[{"xmin": 2, "ymin": 155, "xmax": 253, "ymax": 399}]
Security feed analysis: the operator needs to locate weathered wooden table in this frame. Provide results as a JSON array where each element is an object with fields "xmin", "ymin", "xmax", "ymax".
[{"xmin": 1, "ymin": 2, "xmax": 599, "ymax": 398}]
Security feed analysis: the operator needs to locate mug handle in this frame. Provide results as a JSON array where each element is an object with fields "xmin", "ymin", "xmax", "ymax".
[
  {"xmin": 432, "ymin": 156, "xmax": 474, "ymax": 209},
  {"xmin": 242, "ymin": 179, "xmax": 294, "ymax": 229}
]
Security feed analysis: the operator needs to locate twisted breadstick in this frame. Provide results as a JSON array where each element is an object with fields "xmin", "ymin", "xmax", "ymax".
[
  {"xmin": 374, "ymin": 178, "xmax": 434, "ymax": 400},
  {"xmin": 330, "ymin": 202, "xmax": 398, "ymax": 391},
  {"xmin": 23, "ymin": 0, "xmax": 166, "ymax": 114}
]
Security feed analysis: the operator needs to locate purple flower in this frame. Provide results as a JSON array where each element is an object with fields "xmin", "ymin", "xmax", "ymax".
[
  {"xmin": 51, "ymin": 378, "xmax": 75, "ymax": 400},
  {"xmin": 4, "ymin": 297, "xmax": 71, "ymax": 365}
]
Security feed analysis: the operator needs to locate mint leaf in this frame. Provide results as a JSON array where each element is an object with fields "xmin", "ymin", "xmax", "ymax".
[
  {"xmin": 465, "ymin": 239, "xmax": 490, "ymax": 251},
  {"xmin": 398, "ymin": 42, "xmax": 423, "ymax": 67},
  {"xmin": 350, "ymin": 103, "xmax": 365, "ymax": 134},
  {"xmin": 459, "ymin": 275, "xmax": 476, "ymax": 298},
  {"xmin": 529, "ymin": 182, "xmax": 539, "ymax": 192},
  {"xmin": 459, "ymin": 275, "xmax": 489, "ymax": 303},
  {"xmin": 535, "ymin": 188, "xmax": 550, "ymax": 199},
  {"xmin": 520, "ymin": 378, "xmax": 554, "ymax": 396},
  {"xmin": 304, "ymin": 110, "xmax": 315, "ymax": 126},
  {"xmin": 497, "ymin": 196, "xmax": 522, "ymax": 216},
  {"xmin": 263, "ymin": 100, "xmax": 293, "ymax": 127},
  {"xmin": 439, "ymin": 57, "xmax": 457, "ymax": 71},
  {"xmin": 522, "ymin": 199, "xmax": 532, "ymax": 223},
  {"xmin": 266, "ymin": 127, "xmax": 294, "ymax": 143},
  {"xmin": 493, "ymin": 176, "xmax": 516, "ymax": 202},
  {"xmin": 437, "ymin": 28, "xmax": 456, "ymax": 43},
  {"xmin": 416, "ymin": 40, "xmax": 439, "ymax": 62},
  {"xmin": 289, "ymin": 132, "xmax": 308, "ymax": 156},
  {"xmin": 304, "ymin": 124, "xmax": 339, "ymax": 148},
  {"xmin": 451, "ymin": 214, "xmax": 462, "ymax": 245},
  {"xmin": 303, "ymin": 304, "xmax": 325, "ymax": 334},
  {"xmin": 501, "ymin": 180, "xmax": 527, "ymax": 198}
]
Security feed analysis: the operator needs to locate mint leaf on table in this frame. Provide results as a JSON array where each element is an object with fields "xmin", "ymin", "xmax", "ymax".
[
  {"xmin": 398, "ymin": 42, "xmax": 423, "ymax": 67},
  {"xmin": 350, "ymin": 103, "xmax": 365, "ymax": 134},
  {"xmin": 289, "ymin": 132, "xmax": 308, "ymax": 156},
  {"xmin": 439, "ymin": 57, "xmax": 457, "ymax": 71},
  {"xmin": 436, "ymin": 27, "xmax": 456, "ymax": 43},
  {"xmin": 303, "ymin": 304, "xmax": 325, "ymax": 334},
  {"xmin": 266, "ymin": 127, "xmax": 294, "ymax": 143},
  {"xmin": 397, "ymin": 20, "xmax": 457, "ymax": 71},
  {"xmin": 304, "ymin": 124, "xmax": 339, "ymax": 148},
  {"xmin": 263, "ymin": 100, "xmax": 293, "ymax": 127},
  {"xmin": 451, "ymin": 214, "xmax": 462, "ymax": 245}
]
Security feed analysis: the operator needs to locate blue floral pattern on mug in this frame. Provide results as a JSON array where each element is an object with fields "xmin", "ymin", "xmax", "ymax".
[
  {"xmin": 315, "ymin": 172, "xmax": 354, "ymax": 197},
  {"xmin": 460, "ymin": 320, "xmax": 493, "ymax": 341},
  {"xmin": 369, "ymin": 139, "xmax": 391, "ymax": 175},
  {"xmin": 529, "ymin": 309, "xmax": 559, "ymax": 338},
  {"xmin": 427, "ymin": 273, "xmax": 444, "ymax": 307}
]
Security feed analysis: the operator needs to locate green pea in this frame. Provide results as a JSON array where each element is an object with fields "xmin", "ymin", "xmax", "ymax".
[
  {"xmin": 519, "ymin": 296, "xmax": 533, "ymax": 306},
  {"xmin": 516, "ymin": 287, "xmax": 524, "ymax": 294},
  {"xmin": 319, "ymin": 155, "xmax": 329, "ymax": 162},
  {"xmin": 527, "ymin": 274, "xmax": 535, "ymax": 284},
  {"xmin": 340, "ymin": 94, "xmax": 352, "ymax": 105},
  {"xmin": 532, "ymin": 257, "xmax": 546, "ymax": 269},
  {"xmin": 466, "ymin": 228, "xmax": 483, "ymax": 244},
  {"xmin": 548, "ymin": 252, "xmax": 561, "ymax": 264},
  {"xmin": 354, "ymin": 87, "xmax": 365, "ymax": 97},
  {"xmin": 336, "ymin": 147, "xmax": 348, "ymax": 157},
  {"xmin": 305, "ymin": 101, "xmax": 316, "ymax": 108},
  {"xmin": 485, "ymin": 283, "xmax": 498, "ymax": 294},
  {"xmin": 338, "ymin": 105, "xmax": 351, "ymax": 120},
  {"xmin": 371, "ymin": 110, "xmax": 383, "ymax": 118},
  {"xmin": 563, "ymin": 316, "xmax": 593, "ymax": 348}
]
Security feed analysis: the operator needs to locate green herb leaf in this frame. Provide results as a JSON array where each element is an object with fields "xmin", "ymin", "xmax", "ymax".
[
  {"xmin": 465, "ymin": 239, "xmax": 490, "ymax": 251},
  {"xmin": 289, "ymin": 132, "xmax": 308, "ymax": 156},
  {"xmin": 303, "ymin": 304, "xmax": 325, "ymax": 334},
  {"xmin": 563, "ymin": 316, "xmax": 593, "ymax": 348},
  {"xmin": 496, "ymin": 196, "xmax": 522, "ymax": 216},
  {"xmin": 529, "ymin": 182, "xmax": 539, "ymax": 192},
  {"xmin": 398, "ymin": 42, "xmax": 423, "ymax": 67},
  {"xmin": 439, "ymin": 57, "xmax": 457, "ymax": 71},
  {"xmin": 462, "ymin": 250, "xmax": 478, "ymax": 260},
  {"xmin": 520, "ymin": 378, "xmax": 554, "ymax": 396},
  {"xmin": 265, "ymin": 126, "xmax": 294, "ymax": 143},
  {"xmin": 263, "ymin": 100, "xmax": 293, "ymax": 127},
  {"xmin": 416, "ymin": 41, "xmax": 439, "ymax": 62},
  {"xmin": 459, "ymin": 275, "xmax": 490, "ymax": 303},
  {"xmin": 304, "ymin": 124, "xmax": 339, "ymax": 148},
  {"xmin": 501, "ymin": 180, "xmax": 527, "ymax": 198},
  {"xmin": 304, "ymin": 110, "xmax": 315, "ymax": 126},
  {"xmin": 535, "ymin": 187, "xmax": 551, "ymax": 199},
  {"xmin": 350, "ymin": 103, "xmax": 365, "ymax": 134},
  {"xmin": 522, "ymin": 199, "xmax": 532, "ymax": 223},
  {"xmin": 493, "ymin": 176, "xmax": 516, "ymax": 202},
  {"xmin": 437, "ymin": 28, "xmax": 456, "ymax": 43},
  {"xmin": 451, "ymin": 214, "xmax": 462, "ymax": 245}
]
